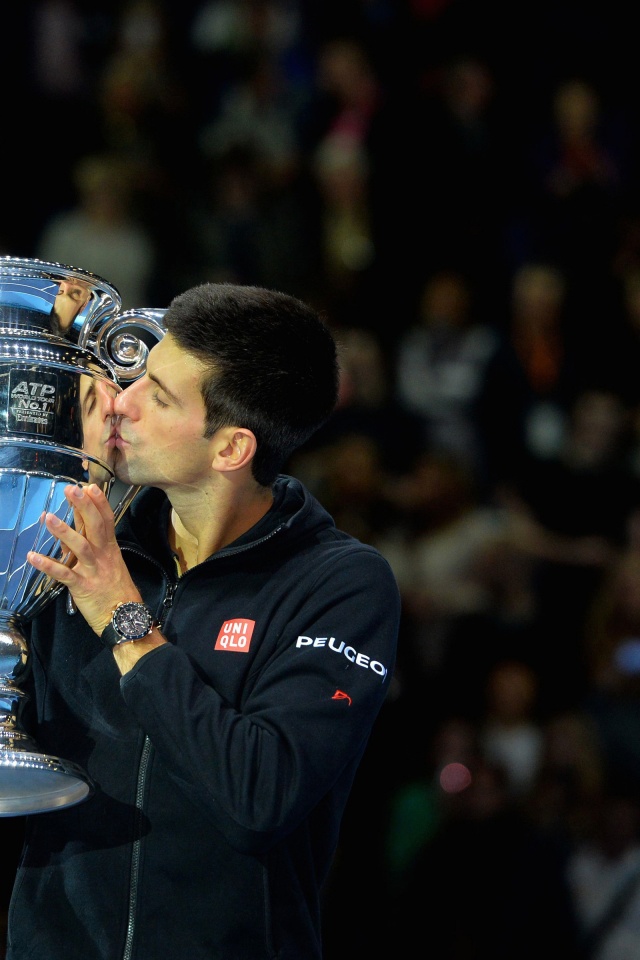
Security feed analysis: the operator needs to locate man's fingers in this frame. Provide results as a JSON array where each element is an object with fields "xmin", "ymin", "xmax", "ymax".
[
  {"xmin": 27, "ymin": 549, "xmax": 75, "ymax": 584},
  {"xmin": 28, "ymin": 484, "xmax": 122, "ymax": 598},
  {"xmin": 85, "ymin": 484, "xmax": 119, "ymax": 541},
  {"xmin": 43, "ymin": 511, "xmax": 91, "ymax": 559},
  {"xmin": 65, "ymin": 483, "xmax": 117, "ymax": 543}
]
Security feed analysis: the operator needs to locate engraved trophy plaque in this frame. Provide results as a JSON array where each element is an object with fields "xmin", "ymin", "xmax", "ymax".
[{"xmin": 0, "ymin": 257, "xmax": 166, "ymax": 815}]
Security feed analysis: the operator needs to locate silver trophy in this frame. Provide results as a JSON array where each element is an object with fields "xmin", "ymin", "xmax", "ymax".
[{"xmin": 0, "ymin": 257, "xmax": 166, "ymax": 815}]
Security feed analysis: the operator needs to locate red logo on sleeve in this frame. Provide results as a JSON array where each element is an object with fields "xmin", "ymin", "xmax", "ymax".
[
  {"xmin": 332, "ymin": 689, "xmax": 352, "ymax": 706},
  {"xmin": 215, "ymin": 619, "xmax": 255, "ymax": 652}
]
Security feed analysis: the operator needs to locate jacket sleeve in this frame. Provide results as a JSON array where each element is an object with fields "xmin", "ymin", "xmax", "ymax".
[{"xmin": 119, "ymin": 544, "xmax": 400, "ymax": 853}]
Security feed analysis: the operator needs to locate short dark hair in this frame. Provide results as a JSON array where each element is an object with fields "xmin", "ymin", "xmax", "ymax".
[{"xmin": 163, "ymin": 283, "xmax": 339, "ymax": 485}]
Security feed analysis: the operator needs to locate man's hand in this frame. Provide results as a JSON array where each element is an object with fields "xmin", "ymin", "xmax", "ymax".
[{"xmin": 27, "ymin": 483, "xmax": 142, "ymax": 637}]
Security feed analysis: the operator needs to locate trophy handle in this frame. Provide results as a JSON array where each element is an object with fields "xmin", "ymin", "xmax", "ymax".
[
  {"xmin": 110, "ymin": 481, "xmax": 141, "ymax": 516},
  {"xmin": 80, "ymin": 307, "xmax": 167, "ymax": 384},
  {"xmin": 95, "ymin": 308, "xmax": 169, "ymax": 529}
]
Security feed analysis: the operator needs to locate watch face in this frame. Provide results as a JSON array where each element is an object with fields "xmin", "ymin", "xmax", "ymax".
[{"xmin": 113, "ymin": 602, "xmax": 154, "ymax": 640}]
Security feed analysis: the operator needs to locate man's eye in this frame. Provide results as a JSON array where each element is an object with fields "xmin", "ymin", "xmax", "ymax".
[
  {"xmin": 153, "ymin": 392, "xmax": 168, "ymax": 408},
  {"xmin": 69, "ymin": 285, "xmax": 88, "ymax": 303},
  {"xmin": 83, "ymin": 389, "xmax": 97, "ymax": 415}
]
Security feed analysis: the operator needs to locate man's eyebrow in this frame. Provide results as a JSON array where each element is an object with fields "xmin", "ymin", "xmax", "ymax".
[{"xmin": 147, "ymin": 370, "xmax": 182, "ymax": 405}]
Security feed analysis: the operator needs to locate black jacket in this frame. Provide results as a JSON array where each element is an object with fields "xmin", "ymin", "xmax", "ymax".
[{"xmin": 7, "ymin": 476, "xmax": 400, "ymax": 960}]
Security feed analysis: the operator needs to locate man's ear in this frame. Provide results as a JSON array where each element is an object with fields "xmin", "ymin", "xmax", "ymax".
[{"xmin": 212, "ymin": 428, "xmax": 257, "ymax": 472}]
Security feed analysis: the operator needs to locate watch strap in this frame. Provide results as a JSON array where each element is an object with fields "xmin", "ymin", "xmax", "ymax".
[{"xmin": 101, "ymin": 621, "xmax": 132, "ymax": 649}]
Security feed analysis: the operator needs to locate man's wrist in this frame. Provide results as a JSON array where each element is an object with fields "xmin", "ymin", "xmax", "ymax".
[{"xmin": 112, "ymin": 626, "xmax": 167, "ymax": 675}]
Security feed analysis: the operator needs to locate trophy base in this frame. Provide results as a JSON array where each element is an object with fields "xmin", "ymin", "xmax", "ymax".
[
  {"xmin": 0, "ymin": 750, "xmax": 92, "ymax": 815},
  {"xmin": 0, "ymin": 625, "xmax": 95, "ymax": 816}
]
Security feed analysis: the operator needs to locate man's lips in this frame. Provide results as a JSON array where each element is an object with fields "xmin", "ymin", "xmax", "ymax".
[
  {"xmin": 104, "ymin": 423, "xmax": 121, "ymax": 448},
  {"xmin": 110, "ymin": 414, "xmax": 126, "ymax": 445}
]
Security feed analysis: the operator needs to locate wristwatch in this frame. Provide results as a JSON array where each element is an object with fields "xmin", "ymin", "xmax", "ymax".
[{"xmin": 101, "ymin": 601, "xmax": 156, "ymax": 649}]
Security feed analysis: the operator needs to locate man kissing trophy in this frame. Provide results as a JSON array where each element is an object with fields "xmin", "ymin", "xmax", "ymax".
[{"xmin": 0, "ymin": 256, "xmax": 165, "ymax": 815}]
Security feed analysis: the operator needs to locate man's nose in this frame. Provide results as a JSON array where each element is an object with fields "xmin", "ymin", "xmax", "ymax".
[
  {"xmin": 97, "ymin": 380, "xmax": 118, "ymax": 417},
  {"xmin": 113, "ymin": 380, "xmax": 139, "ymax": 417}
]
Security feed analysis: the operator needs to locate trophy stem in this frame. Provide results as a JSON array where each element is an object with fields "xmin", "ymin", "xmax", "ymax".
[{"xmin": 0, "ymin": 615, "xmax": 93, "ymax": 816}]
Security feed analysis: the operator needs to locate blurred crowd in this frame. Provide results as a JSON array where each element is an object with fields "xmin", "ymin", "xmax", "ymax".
[{"xmin": 5, "ymin": 1, "xmax": 640, "ymax": 957}]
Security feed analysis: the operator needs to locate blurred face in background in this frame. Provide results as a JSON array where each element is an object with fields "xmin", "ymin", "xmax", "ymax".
[{"xmin": 51, "ymin": 279, "xmax": 91, "ymax": 336}]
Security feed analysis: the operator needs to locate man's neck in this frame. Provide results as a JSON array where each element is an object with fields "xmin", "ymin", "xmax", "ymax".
[{"xmin": 168, "ymin": 484, "xmax": 274, "ymax": 572}]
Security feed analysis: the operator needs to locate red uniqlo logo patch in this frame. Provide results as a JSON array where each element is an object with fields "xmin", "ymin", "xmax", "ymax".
[{"xmin": 215, "ymin": 619, "xmax": 255, "ymax": 653}]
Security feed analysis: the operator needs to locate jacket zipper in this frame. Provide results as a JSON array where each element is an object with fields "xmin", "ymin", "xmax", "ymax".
[
  {"xmin": 121, "ymin": 550, "xmax": 175, "ymax": 960},
  {"xmin": 117, "ymin": 526, "xmax": 283, "ymax": 957},
  {"xmin": 122, "ymin": 734, "xmax": 153, "ymax": 960}
]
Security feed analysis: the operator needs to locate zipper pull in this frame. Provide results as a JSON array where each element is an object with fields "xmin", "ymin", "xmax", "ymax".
[
  {"xmin": 66, "ymin": 590, "xmax": 77, "ymax": 616},
  {"xmin": 159, "ymin": 581, "xmax": 176, "ymax": 625}
]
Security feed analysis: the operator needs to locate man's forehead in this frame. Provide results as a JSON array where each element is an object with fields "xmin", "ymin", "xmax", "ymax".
[
  {"xmin": 149, "ymin": 332, "xmax": 181, "ymax": 365},
  {"xmin": 148, "ymin": 334, "xmax": 209, "ymax": 398},
  {"xmin": 150, "ymin": 333, "xmax": 207, "ymax": 372}
]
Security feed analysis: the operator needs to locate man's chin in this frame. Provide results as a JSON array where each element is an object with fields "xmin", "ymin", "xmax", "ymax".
[
  {"xmin": 112, "ymin": 450, "xmax": 132, "ymax": 485},
  {"xmin": 113, "ymin": 462, "xmax": 147, "ymax": 490}
]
